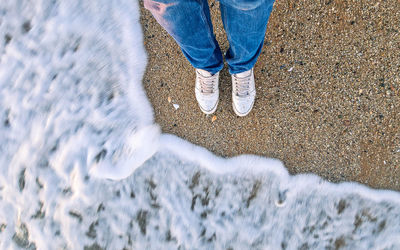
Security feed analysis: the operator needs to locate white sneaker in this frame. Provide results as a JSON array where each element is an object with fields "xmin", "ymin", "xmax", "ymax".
[
  {"xmin": 195, "ymin": 69, "xmax": 219, "ymax": 114},
  {"xmin": 232, "ymin": 68, "xmax": 256, "ymax": 116}
]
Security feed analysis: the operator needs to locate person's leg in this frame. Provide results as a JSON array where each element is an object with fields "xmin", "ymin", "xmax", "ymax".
[
  {"xmin": 219, "ymin": 0, "xmax": 275, "ymax": 74},
  {"xmin": 144, "ymin": 0, "xmax": 224, "ymax": 74},
  {"xmin": 219, "ymin": 0, "xmax": 275, "ymax": 116}
]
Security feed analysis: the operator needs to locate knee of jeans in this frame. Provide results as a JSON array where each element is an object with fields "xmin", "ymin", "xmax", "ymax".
[
  {"xmin": 143, "ymin": 0, "xmax": 175, "ymax": 15},
  {"xmin": 220, "ymin": 0, "xmax": 272, "ymax": 10},
  {"xmin": 144, "ymin": 0, "xmax": 176, "ymax": 29}
]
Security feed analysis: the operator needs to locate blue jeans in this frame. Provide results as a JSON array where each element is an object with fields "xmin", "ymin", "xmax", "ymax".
[{"xmin": 144, "ymin": 0, "xmax": 275, "ymax": 74}]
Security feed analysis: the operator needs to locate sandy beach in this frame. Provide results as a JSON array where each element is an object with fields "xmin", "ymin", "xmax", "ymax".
[{"xmin": 139, "ymin": 0, "xmax": 400, "ymax": 190}]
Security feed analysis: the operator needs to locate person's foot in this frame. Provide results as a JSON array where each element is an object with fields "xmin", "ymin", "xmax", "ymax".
[
  {"xmin": 232, "ymin": 68, "xmax": 256, "ymax": 116},
  {"xmin": 195, "ymin": 69, "xmax": 219, "ymax": 114}
]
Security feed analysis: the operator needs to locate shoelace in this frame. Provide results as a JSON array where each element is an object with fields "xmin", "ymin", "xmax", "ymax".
[
  {"xmin": 233, "ymin": 75, "xmax": 251, "ymax": 97},
  {"xmin": 198, "ymin": 73, "xmax": 217, "ymax": 94}
]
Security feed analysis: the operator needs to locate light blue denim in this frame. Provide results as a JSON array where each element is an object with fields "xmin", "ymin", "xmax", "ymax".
[{"xmin": 144, "ymin": 0, "xmax": 275, "ymax": 74}]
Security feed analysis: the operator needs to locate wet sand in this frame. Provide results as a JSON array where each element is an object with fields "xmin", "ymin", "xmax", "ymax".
[{"xmin": 139, "ymin": 0, "xmax": 400, "ymax": 190}]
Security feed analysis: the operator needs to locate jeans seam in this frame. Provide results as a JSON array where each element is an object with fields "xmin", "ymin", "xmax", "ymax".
[
  {"xmin": 199, "ymin": 1, "xmax": 217, "ymax": 51},
  {"xmin": 223, "ymin": 5, "xmax": 229, "ymax": 42},
  {"xmin": 223, "ymin": 4, "xmax": 235, "ymax": 71}
]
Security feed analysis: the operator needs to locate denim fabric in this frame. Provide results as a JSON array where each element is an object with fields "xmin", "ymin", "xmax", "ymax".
[{"xmin": 144, "ymin": 0, "xmax": 275, "ymax": 74}]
